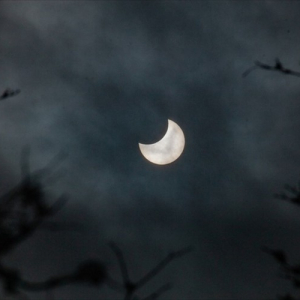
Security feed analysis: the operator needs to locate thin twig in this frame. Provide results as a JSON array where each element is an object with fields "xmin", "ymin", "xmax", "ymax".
[
  {"xmin": 0, "ymin": 149, "xmax": 67, "ymax": 209},
  {"xmin": 142, "ymin": 283, "xmax": 172, "ymax": 300},
  {"xmin": 0, "ymin": 150, "xmax": 68, "ymax": 256},
  {"xmin": 108, "ymin": 242, "xmax": 130, "ymax": 285},
  {"xmin": 108, "ymin": 243, "xmax": 192, "ymax": 300},
  {"xmin": 274, "ymin": 181, "xmax": 300, "ymax": 207},
  {"xmin": 136, "ymin": 246, "xmax": 192, "ymax": 288},
  {"xmin": 0, "ymin": 88, "xmax": 20, "ymax": 100},
  {"xmin": 0, "ymin": 195, "xmax": 67, "ymax": 256},
  {"xmin": 242, "ymin": 58, "xmax": 300, "ymax": 78}
]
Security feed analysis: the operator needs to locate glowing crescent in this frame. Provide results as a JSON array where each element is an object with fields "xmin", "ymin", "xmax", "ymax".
[{"xmin": 139, "ymin": 119, "xmax": 185, "ymax": 165}]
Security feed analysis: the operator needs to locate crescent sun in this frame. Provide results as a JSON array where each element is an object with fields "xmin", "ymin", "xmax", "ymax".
[{"xmin": 138, "ymin": 119, "xmax": 185, "ymax": 165}]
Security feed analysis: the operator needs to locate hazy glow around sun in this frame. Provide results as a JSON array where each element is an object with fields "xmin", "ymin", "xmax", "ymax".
[{"xmin": 138, "ymin": 119, "xmax": 185, "ymax": 165}]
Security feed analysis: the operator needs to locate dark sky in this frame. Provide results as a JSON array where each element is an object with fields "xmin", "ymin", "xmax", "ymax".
[{"xmin": 1, "ymin": 1, "xmax": 300, "ymax": 299}]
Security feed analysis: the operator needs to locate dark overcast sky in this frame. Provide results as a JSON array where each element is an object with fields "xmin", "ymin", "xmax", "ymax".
[{"xmin": 1, "ymin": 1, "xmax": 300, "ymax": 299}]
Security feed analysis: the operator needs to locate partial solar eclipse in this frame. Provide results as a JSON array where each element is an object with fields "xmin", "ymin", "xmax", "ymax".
[{"xmin": 139, "ymin": 119, "xmax": 185, "ymax": 165}]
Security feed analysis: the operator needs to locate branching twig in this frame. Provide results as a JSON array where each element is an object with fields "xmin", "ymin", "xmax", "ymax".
[
  {"xmin": 0, "ymin": 149, "xmax": 68, "ymax": 256},
  {"xmin": 108, "ymin": 242, "xmax": 192, "ymax": 300},
  {"xmin": 136, "ymin": 246, "xmax": 192, "ymax": 288},
  {"xmin": 142, "ymin": 283, "xmax": 172, "ymax": 300},
  {"xmin": 108, "ymin": 242, "xmax": 130, "ymax": 285},
  {"xmin": 262, "ymin": 245, "xmax": 300, "ymax": 298},
  {"xmin": 0, "ymin": 195, "xmax": 67, "ymax": 257},
  {"xmin": 0, "ymin": 149, "xmax": 77, "ymax": 297},
  {"xmin": 0, "ymin": 88, "xmax": 20, "ymax": 100},
  {"xmin": 274, "ymin": 181, "xmax": 300, "ymax": 207},
  {"xmin": 242, "ymin": 58, "xmax": 300, "ymax": 78},
  {"xmin": 261, "ymin": 246, "xmax": 287, "ymax": 265},
  {"xmin": 0, "ymin": 148, "xmax": 67, "ymax": 211}
]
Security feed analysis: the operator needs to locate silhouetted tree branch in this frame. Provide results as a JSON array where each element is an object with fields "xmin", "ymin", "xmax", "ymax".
[
  {"xmin": 242, "ymin": 58, "xmax": 300, "ymax": 78},
  {"xmin": 108, "ymin": 242, "xmax": 192, "ymax": 300},
  {"xmin": 21, "ymin": 259, "xmax": 107, "ymax": 291},
  {"xmin": 142, "ymin": 283, "xmax": 172, "ymax": 300},
  {"xmin": 1, "ymin": 94, "xmax": 192, "ymax": 299},
  {"xmin": 263, "ymin": 245, "xmax": 300, "ymax": 298},
  {"xmin": 0, "ymin": 259, "xmax": 107, "ymax": 296},
  {"xmin": 0, "ymin": 150, "xmax": 109, "ymax": 297},
  {"xmin": 263, "ymin": 179, "xmax": 300, "ymax": 299},
  {"xmin": 0, "ymin": 148, "xmax": 69, "ymax": 257},
  {"xmin": 262, "ymin": 246, "xmax": 287, "ymax": 265},
  {"xmin": 136, "ymin": 246, "xmax": 192, "ymax": 289},
  {"xmin": 274, "ymin": 181, "xmax": 300, "ymax": 207},
  {"xmin": 246, "ymin": 56, "xmax": 300, "ymax": 298},
  {"xmin": 0, "ymin": 88, "xmax": 20, "ymax": 100},
  {"xmin": 109, "ymin": 242, "xmax": 130, "ymax": 286}
]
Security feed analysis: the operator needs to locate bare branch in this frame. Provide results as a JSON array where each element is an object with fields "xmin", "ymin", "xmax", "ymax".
[
  {"xmin": 136, "ymin": 246, "xmax": 192, "ymax": 289},
  {"xmin": 274, "ymin": 181, "xmax": 300, "ymax": 207},
  {"xmin": 108, "ymin": 242, "xmax": 131, "ymax": 286},
  {"xmin": 0, "ymin": 149, "xmax": 67, "ymax": 210},
  {"xmin": 242, "ymin": 59, "xmax": 300, "ymax": 78},
  {"xmin": 46, "ymin": 195, "xmax": 68, "ymax": 216},
  {"xmin": 31, "ymin": 150, "xmax": 67, "ymax": 182},
  {"xmin": 108, "ymin": 243, "xmax": 192, "ymax": 300},
  {"xmin": 0, "ymin": 88, "xmax": 21, "ymax": 100},
  {"xmin": 261, "ymin": 246, "xmax": 288, "ymax": 265},
  {"xmin": 142, "ymin": 283, "xmax": 172, "ymax": 300},
  {"xmin": 242, "ymin": 65, "xmax": 260, "ymax": 78},
  {"xmin": 0, "ymin": 260, "xmax": 107, "ymax": 294},
  {"xmin": 0, "ymin": 193, "xmax": 68, "ymax": 257},
  {"xmin": 0, "ymin": 149, "xmax": 69, "ymax": 257}
]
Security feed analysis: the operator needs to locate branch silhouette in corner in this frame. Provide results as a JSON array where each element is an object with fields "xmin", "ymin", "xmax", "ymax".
[
  {"xmin": 242, "ymin": 58, "xmax": 300, "ymax": 78},
  {"xmin": 263, "ymin": 180, "xmax": 300, "ymax": 300},
  {"xmin": 0, "ymin": 148, "xmax": 107, "ymax": 298},
  {"xmin": 244, "ymin": 58, "xmax": 300, "ymax": 299},
  {"xmin": 0, "ymin": 91, "xmax": 193, "ymax": 299}
]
